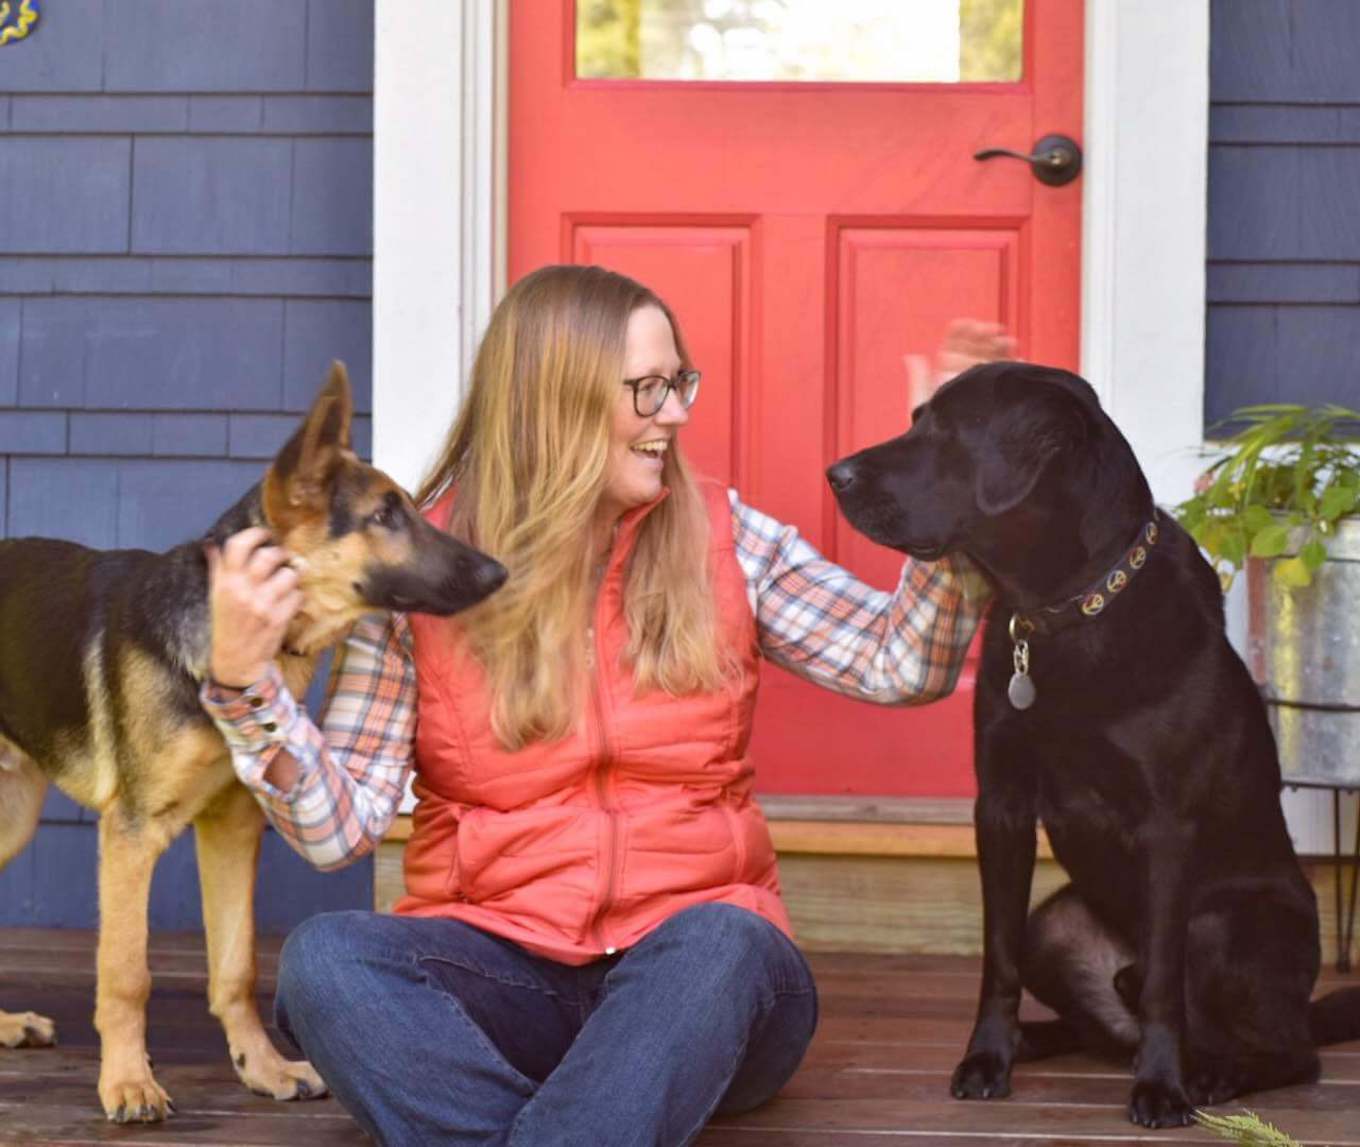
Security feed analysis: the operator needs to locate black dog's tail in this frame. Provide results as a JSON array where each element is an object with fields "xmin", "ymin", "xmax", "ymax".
[{"xmin": 1309, "ymin": 987, "xmax": 1360, "ymax": 1045}]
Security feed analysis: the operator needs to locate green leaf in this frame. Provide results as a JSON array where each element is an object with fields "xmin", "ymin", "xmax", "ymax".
[
  {"xmin": 1193, "ymin": 1109, "xmax": 1302, "ymax": 1147},
  {"xmin": 1220, "ymin": 528, "xmax": 1248, "ymax": 569},
  {"xmin": 1197, "ymin": 519, "xmax": 1234, "ymax": 562},
  {"xmin": 1273, "ymin": 555, "xmax": 1314, "ymax": 588},
  {"xmin": 1319, "ymin": 484, "xmax": 1358, "ymax": 521},
  {"xmin": 1178, "ymin": 500, "xmax": 1207, "ymax": 532},
  {"xmin": 1300, "ymin": 539, "xmax": 1328, "ymax": 572},
  {"xmin": 1241, "ymin": 504, "xmax": 1275, "ymax": 534},
  {"xmin": 1208, "ymin": 481, "xmax": 1240, "ymax": 510},
  {"xmin": 1249, "ymin": 523, "xmax": 1291, "ymax": 558}
]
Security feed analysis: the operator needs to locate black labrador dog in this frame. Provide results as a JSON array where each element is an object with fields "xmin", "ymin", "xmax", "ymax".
[{"xmin": 827, "ymin": 361, "xmax": 1360, "ymax": 1128}]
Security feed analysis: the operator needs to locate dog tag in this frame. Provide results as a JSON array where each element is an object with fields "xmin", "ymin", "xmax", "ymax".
[
  {"xmin": 1007, "ymin": 671, "xmax": 1036, "ymax": 710},
  {"xmin": 1008, "ymin": 631, "xmax": 1035, "ymax": 710}
]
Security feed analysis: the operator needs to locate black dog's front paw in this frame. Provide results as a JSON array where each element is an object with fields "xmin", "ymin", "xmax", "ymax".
[
  {"xmin": 1185, "ymin": 1058, "xmax": 1246, "ymax": 1108},
  {"xmin": 951, "ymin": 1050, "xmax": 1012, "ymax": 1100},
  {"xmin": 1128, "ymin": 1078, "xmax": 1193, "ymax": 1128}
]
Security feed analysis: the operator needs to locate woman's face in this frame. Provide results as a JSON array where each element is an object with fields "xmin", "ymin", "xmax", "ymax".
[{"xmin": 597, "ymin": 304, "xmax": 692, "ymax": 522}]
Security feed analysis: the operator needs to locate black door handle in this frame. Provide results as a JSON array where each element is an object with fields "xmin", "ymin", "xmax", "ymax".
[{"xmin": 973, "ymin": 133, "xmax": 1082, "ymax": 187}]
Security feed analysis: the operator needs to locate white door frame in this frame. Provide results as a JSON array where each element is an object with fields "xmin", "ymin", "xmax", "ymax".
[{"xmin": 372, "ymin": 0, "xmax": 502, "ymax": 495}]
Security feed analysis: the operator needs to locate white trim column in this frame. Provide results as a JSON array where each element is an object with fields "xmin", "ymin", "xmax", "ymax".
[
  {"xmin": 373, "ymin": 0, "xmax": 500, "ymax": 493},
  {"xmin": 1080, "ymin": 0, "xmax": 1209, "ymax": 512}
]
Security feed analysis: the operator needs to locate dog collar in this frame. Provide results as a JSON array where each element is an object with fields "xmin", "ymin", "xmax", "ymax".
[{"xmin": 1006, "ymin": 512, "xmax": 1162, "ymax": 710}]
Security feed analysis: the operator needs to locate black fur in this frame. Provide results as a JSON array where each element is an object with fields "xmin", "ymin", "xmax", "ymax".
[{"xmin": 828, "ymin": 361, "xmax": 1360, "ymax": 1129}]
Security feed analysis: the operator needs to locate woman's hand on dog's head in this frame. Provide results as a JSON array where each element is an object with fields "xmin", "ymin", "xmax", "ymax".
[
  {"xmin": 906, "ymin": 319, "xmax": 1017, "ymax": 413},
  {"xmin": 206, "ymin": 527, "xmax": 304, "ymax": 690}
]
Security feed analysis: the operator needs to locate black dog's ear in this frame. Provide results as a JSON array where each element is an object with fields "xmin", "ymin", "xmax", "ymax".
[{"xmin": 974, "ymin": 377, "xmax": 1089, "ymax": 516}]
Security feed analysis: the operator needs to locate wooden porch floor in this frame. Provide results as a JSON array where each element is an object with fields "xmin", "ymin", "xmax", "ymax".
[{"xmin": 1, "ymin": 928, "xmax": 1357, "ymax": 1145}]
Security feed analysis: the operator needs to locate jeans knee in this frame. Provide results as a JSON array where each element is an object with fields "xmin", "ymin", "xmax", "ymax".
[
  {"xmin": 661, "ymin": 904, "xmax": 805, "ymax": 987},
  {"xmin": 276, "ymin": 910, "xmax": 376, "ymax": 1022}
]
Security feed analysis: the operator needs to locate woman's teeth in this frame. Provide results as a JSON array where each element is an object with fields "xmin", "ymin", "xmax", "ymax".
[{"xmin": 631, "ymin": 440, "xmax": 668, "ymax": 457}]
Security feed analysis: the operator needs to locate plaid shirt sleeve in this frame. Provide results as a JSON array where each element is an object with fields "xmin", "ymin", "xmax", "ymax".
[
  {"xmin": 729, "ymin": 489, "xmax": 990, "ymax": 704},
  {"xmin": 198, "ymin": 612, "xmax": 415, "ymax": 872}
]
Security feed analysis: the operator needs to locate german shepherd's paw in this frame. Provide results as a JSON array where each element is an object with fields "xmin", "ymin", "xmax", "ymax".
[
  {"xmin": 98, "ymin": 1064, "xmax": 173, "ymax": 1123},
  {"xmin": 0, "ymin": 1009, "xmax": 56, "ymax": 1048},
  {"xmin": 235, "ymin": 1048, "xmax": 328, "ymax": 1101},
  {"xmin": 950, "ymin": 1050, "xmax": 1012, "ymax": 1099},
  {"xmin": 1127, "ymin": 1077, "xmax": 1193, "ymax": 1128}
]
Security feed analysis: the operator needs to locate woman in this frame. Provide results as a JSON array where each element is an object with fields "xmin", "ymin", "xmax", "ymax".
[{"xmin": 202, "ymin": 265, "xmax": 998, "ymax": 1146}]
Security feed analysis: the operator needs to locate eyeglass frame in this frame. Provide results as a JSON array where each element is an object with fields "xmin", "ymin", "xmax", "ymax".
[{"xmin": 621, "ymin": 369, "xmax": 702, "ymax": 418}]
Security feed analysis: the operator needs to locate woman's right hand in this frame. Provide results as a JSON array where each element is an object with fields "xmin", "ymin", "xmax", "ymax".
[{"xmin": 206, "ymin": 527, "xmax": 304, "ymax": 689}]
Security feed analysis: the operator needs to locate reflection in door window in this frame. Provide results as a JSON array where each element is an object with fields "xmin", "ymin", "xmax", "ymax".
[{"xmin": 577, "ymin": 0, "xmax": 1023, "ymax": 83}]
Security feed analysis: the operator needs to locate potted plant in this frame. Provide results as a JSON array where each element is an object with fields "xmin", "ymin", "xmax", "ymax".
[
  {"xmin": 1175, "ymin": 403, "xmax": 1360, "ymax": 592},
  {"xmin": 1175, "ymin": 403, "xmax": 1360, "ymax": 969},
  {"xmin": 1174, "ymin": 402, "xmax": 1360, "ymax": 786}
]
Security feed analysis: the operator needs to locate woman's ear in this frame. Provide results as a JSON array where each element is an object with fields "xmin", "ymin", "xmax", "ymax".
[{"xmin": 973, "ymin": 379, "xmax": 1089, "ymax": 516}]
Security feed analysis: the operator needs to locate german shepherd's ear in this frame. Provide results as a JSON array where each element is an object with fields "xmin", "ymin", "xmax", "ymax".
[
  {"xmin": 974, "ymin": 371, "xmax": 1089, "ymax": 516},
  {"xmin": 263, "ymin": 362, "xmax": 354, "ymax": 525}
]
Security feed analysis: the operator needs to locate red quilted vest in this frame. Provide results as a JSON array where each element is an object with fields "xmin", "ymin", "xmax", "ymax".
[{"xmin": 397, "ymin": 482, "xmax": 790, "ymax": 964}]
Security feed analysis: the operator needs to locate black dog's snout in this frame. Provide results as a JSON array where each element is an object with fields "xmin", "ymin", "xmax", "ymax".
[
  {"xmin": 826, "ymin": 460, "xmax": 858, "ymax": 492},
  {"xmin": 475, "ymin": 560, "xmax": 508, "ymax": 595}
]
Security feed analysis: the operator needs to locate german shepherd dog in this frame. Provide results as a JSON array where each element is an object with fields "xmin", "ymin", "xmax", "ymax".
[
  {"xmin": 827, "ymin": 362, "xmax": 1360, "ymax": 1128},
  {"xmin": 0, "ymin": 364, "xmax": 506, "ymax": 1122}
]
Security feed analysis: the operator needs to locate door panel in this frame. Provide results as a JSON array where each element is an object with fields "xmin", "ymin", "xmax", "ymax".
[
  {"xmin": 511, "ymin": 0, "xmax": 1084, "ymax": 796},
  {"xmin": 833, "ymin": 223, "xmax": 1020, "ymax": 589}
]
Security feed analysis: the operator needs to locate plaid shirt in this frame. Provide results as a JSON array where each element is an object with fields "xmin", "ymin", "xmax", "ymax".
[{"xmin": 200, "ymin": 490, "xmax": 988, "ymax": 871}]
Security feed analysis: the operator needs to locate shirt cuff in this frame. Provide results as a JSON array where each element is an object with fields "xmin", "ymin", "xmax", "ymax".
[
  {"xmin": 935, "ymin": 553, "xmax": 992, "ymax": 606},
  {"xmin": 199, "ymin": 663, "xmax": 303, "ymax": 799}
]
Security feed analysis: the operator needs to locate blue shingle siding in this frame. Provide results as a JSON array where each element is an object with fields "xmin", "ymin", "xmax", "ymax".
[
  {"xmin": 284, "ymin": 299, "xmax": 373, "ymax": 411},
  {"xmin": 104, "ymin": 1, "xmax": 310, "ymax": 94},
  {"xmin": 1208, "ymin": 0, "xmax": 1360, "ymax": 424},
  {"xmin": 0, "ymin": 138, "xmax": 132, "ymax": 253},
  {"xmin": 132, "ymin": 138, "xmax": 296, "ymax": 255},
  {"xmin": 0, "ymin": 0, "xmax": 375, "ymax": 930},
  {"xmin": 0, "ymin": 411, "xmax": 66, "ymax": 454},
  {"xmin": 0, "ymin": 300, "xmax": 18, "ymax": 404}
]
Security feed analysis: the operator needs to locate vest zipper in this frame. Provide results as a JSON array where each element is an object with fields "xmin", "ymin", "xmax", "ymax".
[{"xmin": 587, "ymin": 622, "xmax": 621, "ymax": 956}]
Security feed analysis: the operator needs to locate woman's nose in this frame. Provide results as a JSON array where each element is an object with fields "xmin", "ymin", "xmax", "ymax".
[{"xmin": 655, "ymin": 387, "xmax": 691, "ymax": 426}]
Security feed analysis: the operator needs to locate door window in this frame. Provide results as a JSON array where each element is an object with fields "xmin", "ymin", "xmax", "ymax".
[{"xmin": 576, "ymin": 0, "xmax": 1024, "ymax": 83}]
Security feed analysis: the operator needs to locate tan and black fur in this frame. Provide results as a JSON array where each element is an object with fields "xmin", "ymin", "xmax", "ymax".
[{"xmin": 0, "ymin": 364, "xmax": 505, "ymax": 1122}]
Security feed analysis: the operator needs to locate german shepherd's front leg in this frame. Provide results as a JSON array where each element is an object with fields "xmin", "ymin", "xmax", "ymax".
[
  {"xmin": 951, "ymin": 734, "xmax": 1038, "ymax": 1101},
  {"xmin": 95, "ymin": 811, "xmax": 174, "ymax": 1122},
  {"xmin": 194, "ymin": 782, "xmax": 326, "ymax": 1102},
  {"xmin": 1126, "ymin": 820, "xmax": 1196, "ymax": 1129}
]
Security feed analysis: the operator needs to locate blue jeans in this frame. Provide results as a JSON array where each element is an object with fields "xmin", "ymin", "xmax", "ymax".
[{"xmin": 274, "ymin": 902, "xmax": 819, "ymax": 1146}]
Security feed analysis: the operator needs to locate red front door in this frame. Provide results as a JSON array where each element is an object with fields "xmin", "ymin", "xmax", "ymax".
[{"xmin": 509, "ymin": 0, "xmax": 1084, "ymax": 797}]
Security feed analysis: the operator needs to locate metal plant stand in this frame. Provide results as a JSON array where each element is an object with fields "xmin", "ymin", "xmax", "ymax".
[{"xmin": 1249, "ymin": 519, "xmax": 1360, "ymax": 972}]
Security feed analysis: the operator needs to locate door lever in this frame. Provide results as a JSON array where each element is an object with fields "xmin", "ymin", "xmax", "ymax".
[{"xmin": 974, "ymin": 133, "xmax": 1082, "ymax": 187}]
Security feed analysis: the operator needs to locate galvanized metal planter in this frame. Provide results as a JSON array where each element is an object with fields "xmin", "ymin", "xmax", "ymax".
[{"xmin": 1247, "ymin": 517, "xmax": 1360, "ymax": 787}]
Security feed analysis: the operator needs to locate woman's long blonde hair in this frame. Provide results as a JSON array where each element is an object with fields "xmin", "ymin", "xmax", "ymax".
[{"xmin": 414, "ymin": 265, "xmax": 729, "ymax": 749}]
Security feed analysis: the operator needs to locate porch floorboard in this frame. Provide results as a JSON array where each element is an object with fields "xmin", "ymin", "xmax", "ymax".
[{"xmin": 1, "ymin": 928, "xmax": 1357, "ymax": 1145}]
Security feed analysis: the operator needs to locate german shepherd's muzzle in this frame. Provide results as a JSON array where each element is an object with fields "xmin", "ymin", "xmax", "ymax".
[
  {"xmin": 0, "ymin": 364, "xmax": 505, "ymax": 1122},
  {"xmin": 827, "ymin": 362, "xmax": 1360, "ymax": 1128}
]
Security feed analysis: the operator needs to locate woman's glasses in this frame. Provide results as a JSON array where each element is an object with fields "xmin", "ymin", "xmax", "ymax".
[{"xmin": 622, "ymin": 370, "xmax": 702, "ymax": 418}]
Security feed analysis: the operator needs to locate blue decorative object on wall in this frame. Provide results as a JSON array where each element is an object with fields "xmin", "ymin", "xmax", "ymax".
[{"xmin": 0, "ymin": 0, "xmax": 40, "ymax": 45}]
